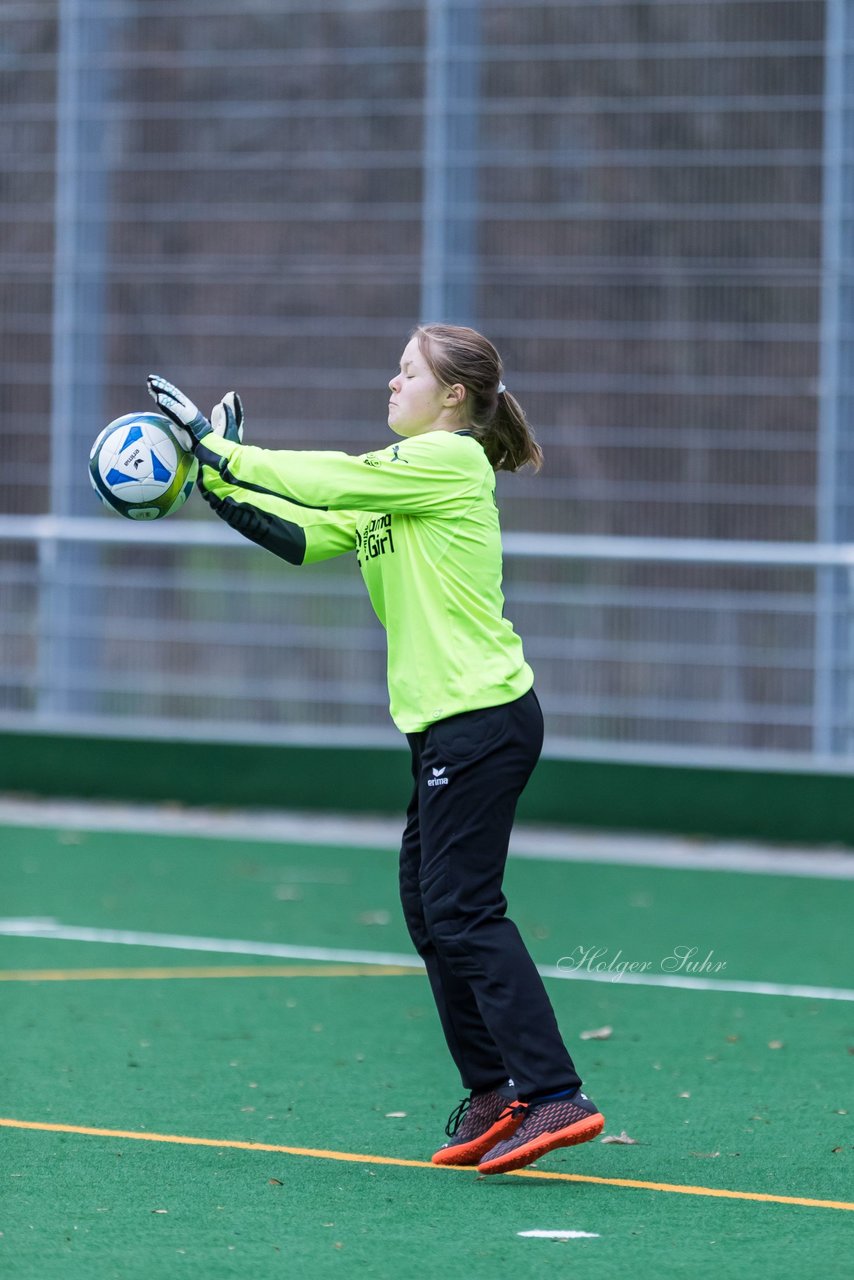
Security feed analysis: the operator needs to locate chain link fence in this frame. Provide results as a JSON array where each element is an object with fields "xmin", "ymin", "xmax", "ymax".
[{"xmin": 2, "ymin": 0, "xmax": 852, "ymax": 766}]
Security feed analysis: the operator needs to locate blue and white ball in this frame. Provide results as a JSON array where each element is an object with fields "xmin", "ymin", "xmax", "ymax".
[{"xmin": 89, "ymin": 412, "xmax": 198, "ymax": 520}]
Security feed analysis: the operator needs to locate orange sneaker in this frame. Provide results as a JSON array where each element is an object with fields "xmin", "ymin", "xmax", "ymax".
[
  {"xmin": 432, "ymin": 1092, "xmax": 528, "ymax": 1167},
  {"xmin": 477, "ymin": 1090, "xmax": 604, "ymax": 1175}
]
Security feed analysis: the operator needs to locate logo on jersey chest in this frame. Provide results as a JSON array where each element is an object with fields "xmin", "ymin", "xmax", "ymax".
[{"xmin": 357, "ymin": 512, "xmax": 395, "ymax": 563}]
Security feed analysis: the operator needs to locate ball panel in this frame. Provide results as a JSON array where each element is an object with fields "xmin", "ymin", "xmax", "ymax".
[{"xmin": 126, "ymin": 507, "xmax": 163, "ymax": 520}]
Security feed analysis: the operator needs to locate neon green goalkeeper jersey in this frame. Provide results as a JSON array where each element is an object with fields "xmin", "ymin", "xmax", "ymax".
[{"xmin": 196, "ymin": 429, "xmax": 534, "ymax": 733}]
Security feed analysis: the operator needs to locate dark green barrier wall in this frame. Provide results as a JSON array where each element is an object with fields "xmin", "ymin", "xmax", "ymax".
[{"xmin": 2, "ymin": 730, "xmax": 853, "ymax": 846}]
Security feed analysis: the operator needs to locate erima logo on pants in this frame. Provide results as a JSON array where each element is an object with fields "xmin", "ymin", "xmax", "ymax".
[{"xmin": 427, "ymin": 766, "xmax": 449, "ymax": 787}]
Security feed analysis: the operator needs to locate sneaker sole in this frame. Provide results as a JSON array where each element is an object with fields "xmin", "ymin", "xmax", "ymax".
[
  {"xmin": 476, "ymin": 1111, "xmax": 605, "ymax": 1175},
  {"xmin": 431, "ymin": 1109, "xmax": 525, "ymax": 1167}
]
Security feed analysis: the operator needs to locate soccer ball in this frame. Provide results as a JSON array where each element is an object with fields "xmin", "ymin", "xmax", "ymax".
[{"xmin": 88, "ymin": 412, "xmax": 198, "ymax": 520}]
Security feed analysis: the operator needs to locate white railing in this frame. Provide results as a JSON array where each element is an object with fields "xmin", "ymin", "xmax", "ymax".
[
  {"xmin": 4, "ymin": 515, "xmax": 854, "ymax": 566},
  {"xmin": 2, "ymin": 516, "xmax": 853, "ymax": 773}
]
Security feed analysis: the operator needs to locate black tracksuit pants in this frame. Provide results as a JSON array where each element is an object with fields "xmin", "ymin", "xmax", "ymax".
[{"xmin": 399, "ymin": 687, "xmax": 581, "ymax": 1101}]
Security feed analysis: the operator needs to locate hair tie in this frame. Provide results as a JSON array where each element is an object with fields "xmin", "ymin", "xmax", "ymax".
[{"xmin": 497, "ymin": 381, "xmax": 506, "ymax": 394}]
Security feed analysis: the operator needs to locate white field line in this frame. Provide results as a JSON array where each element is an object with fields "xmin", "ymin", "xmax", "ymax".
[
  {"xmin": 0, "ymin": 921, "xmax": 425, "ymax": 971},
  {"xmin": 518, "ymin": 1230, "xmax": 600, "ymax": 1239},
  {"xmin": 0, "ymin": 919, "xmax": 852, "ymax": 1003},
  {"xmin": 1, "ymin": 796, "xmax": 854, "ymax": 879}
]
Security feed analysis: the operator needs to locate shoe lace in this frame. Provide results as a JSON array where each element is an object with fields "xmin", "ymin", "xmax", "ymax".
[{"xmin": 444, "ymin": 1096, "xmax": 471, "ymax": 1138}]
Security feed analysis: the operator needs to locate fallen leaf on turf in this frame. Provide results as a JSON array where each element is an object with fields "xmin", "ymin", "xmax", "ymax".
[
  {"xmin": 151, "ymin": 1209, "xmax": 168, "ymax": 1214},
  {"xmin": 768, "ymin": 1040, "xmax": 784, "ymax": 1050},
  {"xmin": 679, "ymin": 1091, "xmax": 691, "ymax": 1098},
  {"xmin": 580, "ymin": 1025, "xmax": 613, "ymax": 1041},
  {"xmin": 832, "ymin": 1147, "xmax": 844, "ymax": 1154},
  {"xmin": 269, "ymin": 1178, "xmax": 283, "ymax": 1185},
  {"xmin": 600, "ymin": 1131, "xmax": 637, "ymax": 1145},
  {"xmin": 274, "ymin": 885, "xmax": 302, "ymax": 901}
]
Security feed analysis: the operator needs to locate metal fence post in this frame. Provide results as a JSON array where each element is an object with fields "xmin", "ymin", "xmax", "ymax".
[
  {"xmin": 421, "ymin": 0, "xmax": 482, "ymax": 326},
  {"xmin": 816, "ymin": 0, "xmax": 854, "ymax": 754},
  {"xmin": 42, "ymin": 0, "xmax": 111, "ymax": 716}
]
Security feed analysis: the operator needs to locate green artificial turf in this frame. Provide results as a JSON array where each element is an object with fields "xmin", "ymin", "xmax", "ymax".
[{"xmin": 1, "ymin": 821, "xmax": 852, "ymax": 1279}]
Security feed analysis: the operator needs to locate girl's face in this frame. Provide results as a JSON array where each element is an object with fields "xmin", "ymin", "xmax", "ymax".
[{"xmin": 387, "ymin": 337, "xmax": 457, "ymax": 437}]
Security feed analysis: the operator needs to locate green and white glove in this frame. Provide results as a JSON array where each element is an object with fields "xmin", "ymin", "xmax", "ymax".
[
  {"xmin": 210, "ymin": 391, "xmax": 244, "ymax": 444},
  {"xmin": 147, "ymin": 374, "xmax": 213, "ymax": 451}
]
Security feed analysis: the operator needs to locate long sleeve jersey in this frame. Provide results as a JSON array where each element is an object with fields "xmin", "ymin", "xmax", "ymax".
[{"xmin": 195, "ymin": 429, "xmax": 534, "ymax": 734}]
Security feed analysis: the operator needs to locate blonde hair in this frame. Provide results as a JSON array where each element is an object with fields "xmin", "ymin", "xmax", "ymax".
[{"xmin": 414, "ymin": 324, "xmax": 543, "ymax": 472}]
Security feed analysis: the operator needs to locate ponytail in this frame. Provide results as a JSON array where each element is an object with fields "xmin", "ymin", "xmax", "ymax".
[
  {"xmin": 475, "ymin": 388, "xmax": 542, "ymax": 473},
  {"xmin": 415, "ymin": 324, "xmax": 543, "ymax": 473}
]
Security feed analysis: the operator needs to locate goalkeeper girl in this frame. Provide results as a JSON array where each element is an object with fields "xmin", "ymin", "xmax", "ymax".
[{"xmin": 148, "ymin": 323, "xmax": 604, "ymax": 1175}]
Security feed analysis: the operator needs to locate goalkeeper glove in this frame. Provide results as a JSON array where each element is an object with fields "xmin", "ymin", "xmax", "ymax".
[
  {"xmin": 210, "ymin": 391, "xmax": 244, "ymax": 443},
  {"xmin": 147, "ymin": 374, "xmax": 212, "ymax": 451}
]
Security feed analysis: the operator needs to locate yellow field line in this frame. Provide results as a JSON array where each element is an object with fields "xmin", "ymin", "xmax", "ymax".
[
  {"xmin": 0, "ymin": 965, "xmax": 421, "ymax": 982},
  {"xmin": 1, "ymin": 1118, "xmax": 851, "ymax": 1212}
]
